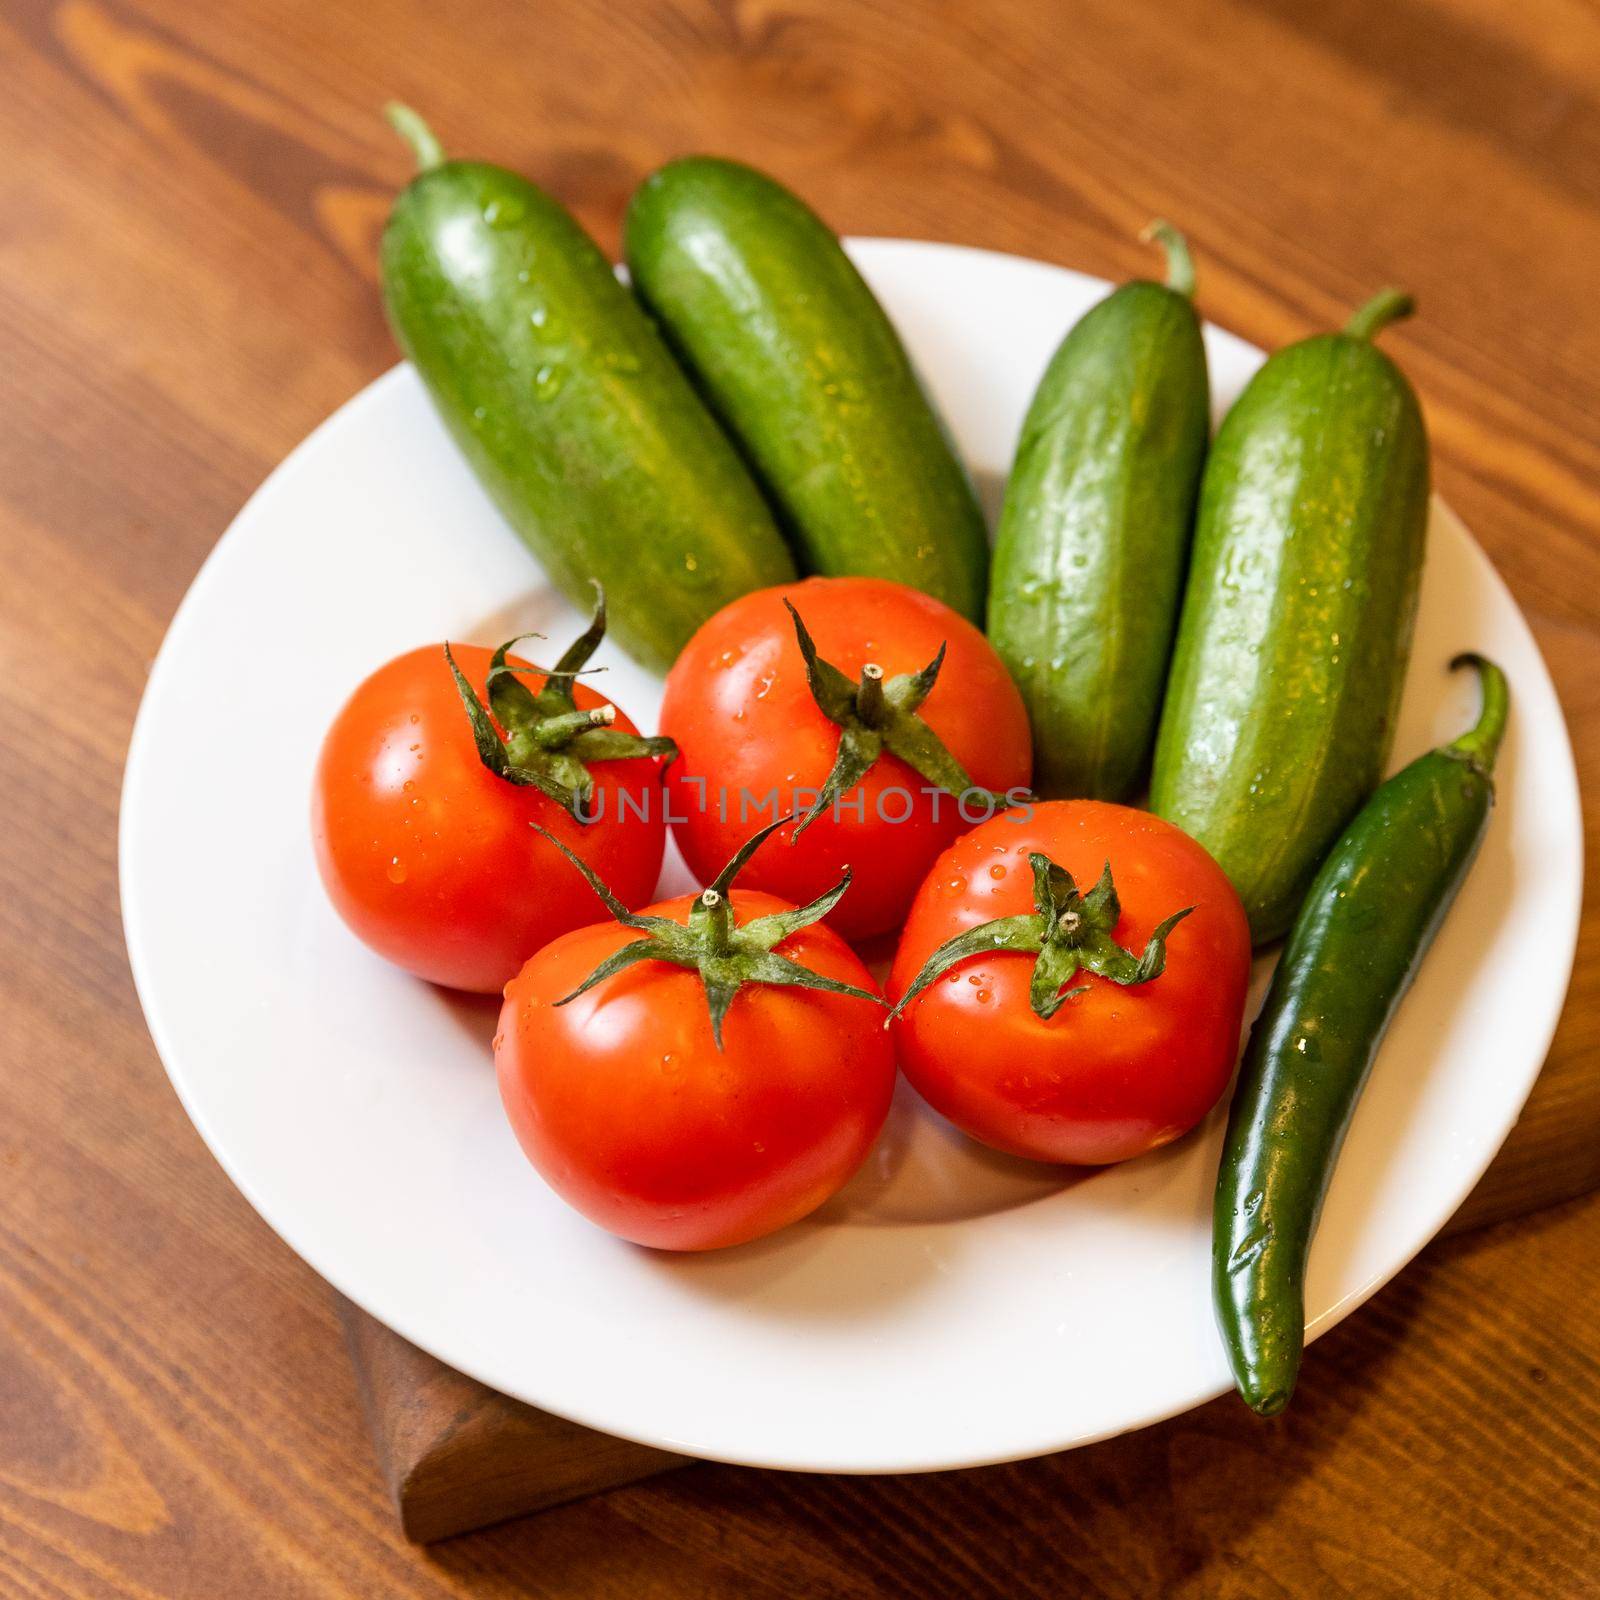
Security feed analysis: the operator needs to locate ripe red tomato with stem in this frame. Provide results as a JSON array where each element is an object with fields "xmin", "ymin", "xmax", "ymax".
[
  {"xmin": 496, "ymin": 817, "xmax": 896, "ymax": 1250},
  {"xmin": 312, "ymin": 591, "xmax": 673, "ymax": 993},
  {"xmin": 659, "ymin": 577, "xmax": 1032, "ymax": 943},
  {"xmin": 888, "ymin": 800, "xmax": 1251, "ymax": 1166}
]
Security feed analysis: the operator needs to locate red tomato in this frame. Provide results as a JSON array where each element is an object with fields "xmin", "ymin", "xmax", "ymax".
[
  {"xmin": 659, "ymin": 578, "xmax": 1032, "ymax": 942},
  {"xmin": 312, "ymin": 644, "xmax": 665, "ymax": 992},
  {"xmin": 889, "ymin": 801, "xmax": 1251, "ymax": 1165},
  {"xmin": 496, "ymin": 889, "xmax": 895, "ymax": 1250}
]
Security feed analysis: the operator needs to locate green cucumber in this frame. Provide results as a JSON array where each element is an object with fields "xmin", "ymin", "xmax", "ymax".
[
  {"xmin": 1150, "ymin": 289, "xmax": 1429, "ymax": 944},
  {"xmin": 988, "ymin": 224, "xmax": 1210, "ymax": 799},
  {"xmin": 623, "ymin": 157, "xmax": 989, "ymax": 622},
  {"xmin": 379, "ymin": 108, "xmax": 794, "ymax": 674}
]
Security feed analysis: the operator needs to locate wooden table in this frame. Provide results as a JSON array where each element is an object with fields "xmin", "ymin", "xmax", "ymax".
[{"xmin": 3, "ymin": 0, "xmax": 1597, "ymax": 1593}]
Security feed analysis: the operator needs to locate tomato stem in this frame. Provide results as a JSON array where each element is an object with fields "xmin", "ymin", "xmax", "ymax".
[
  {"xmin": 531, "ymin": 704, "xmax": 615, "ymax": 749},
  {"xmin": 855, "ymin": 663, "xmax": 887, "ymax": 728},
  {"xmin": 697, "ymin": 888, "xmax": 735, "ymax": 954}
]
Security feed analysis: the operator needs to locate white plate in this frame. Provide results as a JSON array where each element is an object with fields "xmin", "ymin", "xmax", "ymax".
[{"xmin": 121, "ymin": 240, "xmax": 1582, "ymax": 1472}]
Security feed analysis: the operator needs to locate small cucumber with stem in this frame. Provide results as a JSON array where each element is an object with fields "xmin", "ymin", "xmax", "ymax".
[
  {"xmin": 623, "ymin": 156, "xmax": 990, "ymax": 622},
  {"xmin": 1151, "ymin": 287, "xmax": 1429, "ymax": 943},
  {"xmin": 379, "ymin": 107, "xmax": 795, "ymax": 674},
  {"xmin": 988, "ymin": 222, "xmax": 1210, "ymax": 799}
]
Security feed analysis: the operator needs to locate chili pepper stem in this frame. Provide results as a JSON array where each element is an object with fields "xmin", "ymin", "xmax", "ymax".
[{"xmin": 1445, "ymin": 653, "xmax": 1509, "ymax": 777}]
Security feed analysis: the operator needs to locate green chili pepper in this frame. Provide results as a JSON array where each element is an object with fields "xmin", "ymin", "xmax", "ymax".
[{"xmin": 1213, "ymin": 653, "xmax": 1509, "ymax": 1415}]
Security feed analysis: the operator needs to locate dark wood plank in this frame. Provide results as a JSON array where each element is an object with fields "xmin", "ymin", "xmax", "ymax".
[
  {"xmin": 1, "ymin": 0, "xmax": 1596, "ymax": 1593},
  {"xmin": 339, "ymin": 1299, "xmax": 688, "ymax": 1544}
]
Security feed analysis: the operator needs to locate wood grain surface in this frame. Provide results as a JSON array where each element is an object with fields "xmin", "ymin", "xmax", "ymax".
[{"xmin": 2, "ymin": 0, "xmax": 1596, "ymax": 1594}]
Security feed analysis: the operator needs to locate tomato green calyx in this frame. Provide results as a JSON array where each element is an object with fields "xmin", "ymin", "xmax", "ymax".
[
  {"xmin": 889, "ymin": 853, "xmax": 1193, "ymax": 1023},
  {"xmin": 447, "ymin": 585, "xmax": 676, "ymax": 823},
  {"xmin": 536, "ymin": 815, "xmax": 885, "ymax": 1049},
  {"xmin": 784, "ymin": 602, "xmax": 1012, "ymax": 837}
]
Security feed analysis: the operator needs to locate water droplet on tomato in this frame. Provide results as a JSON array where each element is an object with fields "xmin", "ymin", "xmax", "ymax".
[
  {"xmin": 988, "ymin": 863, "xmax": 1007, "ymax": 880},
  {"xmin": 975, "ymin": 989, "xmax": 992, "ymax": 1004},
  {"xmin": 752, "ymin": 1141, "xmax": 765, "ymax": 1154},
  {"xmin": 386, "ymin": 857, "xmax": 407, "ymax": 884}
]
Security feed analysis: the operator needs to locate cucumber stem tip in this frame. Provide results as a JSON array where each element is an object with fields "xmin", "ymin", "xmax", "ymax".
[
  {"xmin": 385, "ymin": 102, "xmax": 445, "ymax": 173},
  {"xmin": 1141, "ymin": 219, "xmax": 1195, "ymax": 298},
  {"xmin": 1344, "ymin": 286, "xmax": 1414, "ymax": 342}
]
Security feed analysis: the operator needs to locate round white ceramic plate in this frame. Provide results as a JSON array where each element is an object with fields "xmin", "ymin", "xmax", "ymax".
[{"xmin": 121, "ymin": 240, "xmax": 1581, "ymax": 1473}]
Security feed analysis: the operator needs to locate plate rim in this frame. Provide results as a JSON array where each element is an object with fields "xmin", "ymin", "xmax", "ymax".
[{"xmin": 119, "ymin": 237, "xmax": 1585, "ymax": 1472}]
